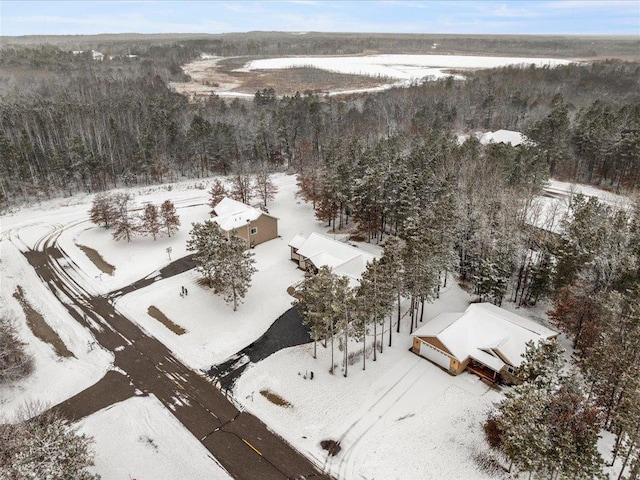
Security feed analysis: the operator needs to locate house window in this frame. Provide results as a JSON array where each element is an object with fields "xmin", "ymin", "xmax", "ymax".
[{"xmin": 250, "ymin": 227, "xmax": 258, "ymax": 235}]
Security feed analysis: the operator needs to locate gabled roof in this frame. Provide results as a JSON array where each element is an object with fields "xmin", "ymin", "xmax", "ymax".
[
  {"xmin": 288, "ymin": 232, "xmax": 375, "ymax": 284},
  {"xmin": 212, "ymin": 197, "xmax": 269, "ymax": 232},
  {"xmin": 413, "ymin": 303, "xmax": 557, "ymax": 371},
  {"xmin": 412, "ymin": 312, "xmax": 464, "ymax": 337},
  {"xmin": 289, "ymin": 233, "xmax": 307, "ymax": 250}
]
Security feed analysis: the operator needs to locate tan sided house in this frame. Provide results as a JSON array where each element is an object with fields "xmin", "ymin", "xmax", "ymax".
[
  {"xmin": 412, "ymin": 303, "xmax": 558, "ymax": 383},
  {"xmin": 212, "ymin": 197, "xmax": 278, "ymax": 248}
]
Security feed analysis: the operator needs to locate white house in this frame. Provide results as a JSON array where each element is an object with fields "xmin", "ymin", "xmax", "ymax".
[
  {"xmin": 412, "ymin": 303, "xmax": 558, "ymax": 383},
  {"xmin": 289, "ymin": 233, "xmax": 375, "ymax": 285}
]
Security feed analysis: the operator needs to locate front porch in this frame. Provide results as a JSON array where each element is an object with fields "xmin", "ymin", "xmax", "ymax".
[{"xmin": 466, "ymin": 359, "xmax": 499, "ymax": 383}]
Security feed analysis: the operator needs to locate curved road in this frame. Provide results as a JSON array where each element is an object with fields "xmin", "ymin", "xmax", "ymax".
[{"xmin": 16, "ymin": 222, "xmax": 329, "ymax": 480}]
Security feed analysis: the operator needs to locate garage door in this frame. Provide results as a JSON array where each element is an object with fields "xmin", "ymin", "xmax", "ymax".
[{"xmin": 419, "ymin": 341, "xmax": 452, "ymax": 371}]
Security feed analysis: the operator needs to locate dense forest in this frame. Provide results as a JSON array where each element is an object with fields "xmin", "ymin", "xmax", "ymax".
[{"xmin": 0, "ymin": 35, "xmax": 639, "ymax": 207}]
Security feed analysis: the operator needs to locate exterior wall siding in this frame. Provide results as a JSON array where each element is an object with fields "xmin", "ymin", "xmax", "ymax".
[
  {"xmin": 249, "ymin": 214, "xmax": 278, "ymax": 247},
  {"xmin": 227, "ymin": 214, "xmax": 278, "ymax": 248}
]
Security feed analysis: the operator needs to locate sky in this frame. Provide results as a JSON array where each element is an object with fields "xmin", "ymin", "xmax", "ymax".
[{"xmin": 0, "ymin": 1, "xmax": 639, "ymax": 37}]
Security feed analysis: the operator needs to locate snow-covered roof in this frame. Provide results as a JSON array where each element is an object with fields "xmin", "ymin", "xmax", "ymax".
[
  {"xmin": 289, "ymin": 234, "xmax": 307, "ymax": 250},
  {"xmin": 478, "ymin": 129, "xmax": 528, "ymax": 147},
  {"xmin": 289, "ymin": 233, "xmax": 375, "ymax": 283},
  {"xmin": 413, "ymin": 303, "xmax": 557, "ymax": 371},
  {"xmin": 411, "ymin": 312, "xmax": 463, "ymax": 337},
  {"xmin": 470, "ymin": 349, "xmax": 506, "ymax": 372},
  {"xmin": 212, "ymin": 197, "xmax": 263, "ymax": 232}
]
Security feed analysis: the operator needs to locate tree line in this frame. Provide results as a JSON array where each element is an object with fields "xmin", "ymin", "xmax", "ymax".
[
  {"xmin": 1, "ymin": 42, "xmax": 638, "ymax": 210},
  {"xmin": 293, "ymin": 131, "xmax": 639, "ymax": 475},
  {"xmin": 486, "ymin": 275, "xmax": 640, "ymax": 480}
]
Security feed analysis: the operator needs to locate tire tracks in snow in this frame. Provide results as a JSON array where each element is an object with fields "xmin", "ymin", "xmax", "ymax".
[{"xmin": 322, "ymin": 357, "xmax": 427, "ymax": 476}]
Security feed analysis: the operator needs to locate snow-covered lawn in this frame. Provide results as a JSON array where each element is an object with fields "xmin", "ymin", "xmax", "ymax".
[
  {"xmin": 115, "ymin": 242, "xmax": 303, "ymax": 368},
  {"xmin": 57, "ymin": 187, "xmax": 216, "ymax": 294},
  {"xmin": 76, "ymin": 395, "xmax": 231, "ymax": 480}
]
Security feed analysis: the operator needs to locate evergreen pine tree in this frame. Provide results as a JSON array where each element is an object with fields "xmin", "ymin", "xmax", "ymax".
[
  {"xmin": 187, "ymin": 221, "xmax": 222, "ymax": 289},
  {"xmin": 217, "ymin": 234, "xmax": 257, "ymax": 311},
  {"xmin": 380, "ymin": 236, "xmax": 404, "ymax": 341},
  {"xmin": 208, "ymin": 179, "xmax": 228, "ymax": 214},
  {"xmin": 295, "ymin": 267, "xmax": 335, "ymax": 359},
  {"xmin": 186, "ymin": 221, "xmax": 256, "ymax": 311},
  {"xmin": 159, "ymin": 200, "xmax": 180, "ymax": 237},
  {"xmin": 332, "ymin": 275, "xmax": 354, "ymax": 377},
  {"xmin": 356, "ymin": 258, "xmax": 395, "ymax": 363},
  {"xmin": 0, "ymin": 409, "xmax": 99, "ymax": 480}
]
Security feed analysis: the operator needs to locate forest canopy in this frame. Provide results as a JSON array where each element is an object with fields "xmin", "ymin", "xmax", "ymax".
[{"xmin": 0, "ymin": 35, "xmax": 638, "ymax": 208}]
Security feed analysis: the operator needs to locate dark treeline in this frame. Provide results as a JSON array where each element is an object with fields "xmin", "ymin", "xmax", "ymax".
[
  {"xmin": 4, "ymin": 31, "xmax": 640, "ymax": 58},
  {"xmin": 0, "ymin": 41, "xmax": 639, "ymax": 208}
]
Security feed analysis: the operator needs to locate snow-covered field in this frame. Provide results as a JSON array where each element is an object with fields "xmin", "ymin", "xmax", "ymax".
[
  {"xmin": 173, "ymin": 53, "xmax": 576, "ymax": 98},
  {"xmin": 76, "ymin": 395, "xmax": 231, "ymax": 480},
  {"xmin": 245, "ymin": 54, "xmax": 575, "ymax": 84}
]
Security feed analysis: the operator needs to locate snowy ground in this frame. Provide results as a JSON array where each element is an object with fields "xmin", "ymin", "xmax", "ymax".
[
  {"xmin": 172, "ymin": 53, "xmax": 576, "ymax": 98},
  {"xmin": 245, "ymin": 54, "xmax": 576, "ymax": 93},
  {"xmin": 234, "ymin": 274, "xmax": 509, "ymax": 480},
  {"xmin": 76, "ymin": 395, "xmax": 231, "ymax": 480},
  {"xmin": 1, "ymin": 173, "xmax": 628, "ymax": 479},
  {"xmin": 0, "ymin": 239, "xmax": 113, "ymax": 419},
  {"xmin": 530, "ymin": 178, "xmax": 634, "ymax": 233}
]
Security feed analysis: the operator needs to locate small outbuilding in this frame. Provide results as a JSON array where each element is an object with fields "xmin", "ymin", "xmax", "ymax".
[
  {"xmin": 412, "ymin": 303, "xmax": 558, "ymax": 383},
  {"xmin": 212, "ymin": 197, "xmax": 278, "ymax": 248},
  {"xmin": 288, "ymin": 232, "xmax": 375, "ymax": 285}
]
